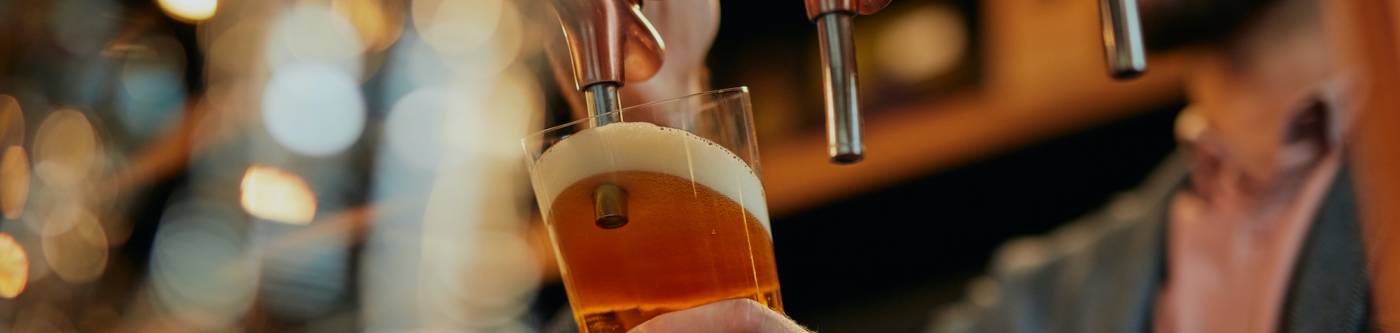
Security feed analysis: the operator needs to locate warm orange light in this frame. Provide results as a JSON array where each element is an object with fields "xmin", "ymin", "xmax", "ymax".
[
  {"xmin": 240, "ymin": 165, "xmax": 317, "ymax": 224},
  {"xmin": 0, "ymin": 233, "xmax": 28, "ymax": 298},
  {"xmin": 412, "ymin": 0, "xmax": 504, "ymax": 52},
  {"xmin": 332, "ymin": 0, "xmax": 404, "ymax": 52},
  {"xmin": 0, "ymin": 146, "xmax": 30, "ymax": 220},
  {"xmin": 1175, "ymin": 107, "xmax": 1207, "ymax": 142},
  {"xmin": 157, "ymin": 0, "xmax": 218, "ymax": 22},
  {"xmin": 0, "ymin": 95, "xmax": 23, "ymax": 146},
  {"xmin": 265, "ymin": 4, "xmax": 365, "ymax": 78},
  {"xmin": 412, "ymin": 0, "xmax": 525, "ymax": 73},
  {"xmin": 33, "ymin": 109, "xmax": 98, "ymax": 188},
  {"xmin": 874, "ymin": 5, "xmax": 967, "ymax": 84},
  {"xmin": 41, "ymin": 208, "xmax": 108, "ymax": 284}
]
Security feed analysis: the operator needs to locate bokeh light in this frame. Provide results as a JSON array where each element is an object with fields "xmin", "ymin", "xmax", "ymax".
[
  {"xmin": 256, "ymin": 219, "xmax": 352, "ymax": 320},
  {"xmin": 874, "ymin": 5, "xmax": 967, "ymax": 84},
  {"xmin": 261, "ymin": 63, "xmax": 366, "ymax": 157},
  {"xmin": 40, "ymin": 207, "xmax": 108, "ymax": 284},
  {"xmin": 384, "ymin": 86, "xmax": 455, "ymax": 169},
  {"xmin": 0, "ymin": 233, "xmax": 29, "ymax": 298},
  {"xmin": 0, "ymin": 146, "xmax": 30, "ymax": 220},
  {"xmin": 117, "ymin": 35, "xmax": 188, "ymax": 138},
  {"xmin": 412, "ymin": 0, "xmax": 522, "ymax": 76},
  {"xmin": 157, "ymin": 0, "xmax": 218, "ymax": 23},
  {"xmin": 1175, "ymin": 106, "xmax": 1207, "ymax": 142},
  {"xmin": 150, "ymin": 199, "xmax": 255, "ymax": 330},
  {"xmin": 1, "ymin": 221, "xmax": 51, "ymax": 285},
  {"xmin": 240, "ymin": 165, "xmax": 317, "ymax": 224},
  {"xmin": 0, "ymin": 95, "xmax": 23, "ymax": 147},
  {"xmin": 421, "ymin": 226, "xmax": 540, "ymax": 327},
  {"xmin": 383, "ymin": 32, "xmax": 453, "ymax": 97},
  {"xmin": 412, "ymin": 0, "xmax": 503, "ymax": 54},
  {"xmin": 331, "ymin": 0, "xmax": 405, "ymax": 53},
  {"xmin": 384, "ymin": 69, "xmax": 541, "ymax": 170},
  {"xmin": 265, "ymin": 3, "xmax": 365, "ymax": 77},
  {"xmin": 443, "ymin": 68, "xmax": 541, "ymax": 160},
  {"xmin": 48, "ymin": 0, "xmax": 122, "ymax": 55},
  {"xmin": 475, "ymin": 0, "xmax": 524, "ymax": 75},
  {"xmin": 32, "ymin": 109, "xmax": 98, "ymax": 188},
  {"xmin": 203, "ymin": 18, "xmax": 270, "ymax": 84}
]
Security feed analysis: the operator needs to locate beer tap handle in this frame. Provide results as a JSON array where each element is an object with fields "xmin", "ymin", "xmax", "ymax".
[
  {"xmin": 549, "ymin": 0, "xmax": 665, "ymax": 124},
  {"xmin": 805, "ymin": 0, "xmax": 889, "ymax": 164},
  {"xmin": 1099, "ymin": 0, "xmax": 1147, "ymax": 79},
  {"xmin": 549, "ymin": 0, "xmax": 667, "ymax": 229}
]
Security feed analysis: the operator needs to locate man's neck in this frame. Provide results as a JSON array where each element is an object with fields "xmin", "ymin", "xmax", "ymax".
[{"xmin": 1155, "ymin": 151, "xmax": 1341, "ymax": 333}]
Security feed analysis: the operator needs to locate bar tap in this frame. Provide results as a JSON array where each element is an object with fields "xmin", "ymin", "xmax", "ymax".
[
  {"xmin": 1099, "ymin": 0, "xmax": 1148, "ymax": 79},
  {"xmin": 805, "ymin": 0, "xmax": 889, "ymax": 164},
  {"xmin": 548, "ymin": 0, "xmax": 665, "ymax": 228},
  {"xmin": 548, "ymin": 0, "xmax": 664, "ymax": 126}
]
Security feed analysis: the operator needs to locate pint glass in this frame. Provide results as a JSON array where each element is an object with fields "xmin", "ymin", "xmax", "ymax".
[{"xmin": 523, "ymin": 87, "xmax": 782, "ymax": 332}]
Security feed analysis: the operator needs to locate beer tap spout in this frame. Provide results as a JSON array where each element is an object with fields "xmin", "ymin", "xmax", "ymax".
[{"xmin": 594, "ymin": 183, "xmax": 629, "ymax": 229}]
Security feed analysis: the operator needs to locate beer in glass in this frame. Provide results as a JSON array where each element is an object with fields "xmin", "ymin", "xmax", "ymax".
[{"xmin": 523, "ymin": 87, "xmax": 781, "ymax": 332}]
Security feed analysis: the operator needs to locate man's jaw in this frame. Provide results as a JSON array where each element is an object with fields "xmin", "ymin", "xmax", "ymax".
[{"xmin": 1182, "ymin": 97, "xmax": 1340, "ymax": 222}]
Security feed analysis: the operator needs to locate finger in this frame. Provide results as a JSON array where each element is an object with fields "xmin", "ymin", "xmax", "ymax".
[
  {"xmin": 858, "ymin": 0, "xmax": 892, "ymax": 15},
  {"xmin": 622, "ymin": 2, "xmax": 664, "ymax": 83},
  {"xmin": 629, "ymin": 299, "xmax": 807, "ymax": 333},
  {"xmin": 621, "ymin": 0, "xmax": 719, "ymax": 105},
  {"xmin": 638, "ymin": 0, "xmax": 718, "ymax": 76}
]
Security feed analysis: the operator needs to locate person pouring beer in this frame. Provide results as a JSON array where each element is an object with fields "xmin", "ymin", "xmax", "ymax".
[
  {"xmin": 545, "ymin": 0, "xmax": 1376, "ymax": 332},
  {"xmin": 534, "ymin": 1, "xmax": 856, "ymax": 332}
]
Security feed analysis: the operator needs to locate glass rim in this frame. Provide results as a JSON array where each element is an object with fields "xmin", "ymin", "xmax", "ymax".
[{"xmin": 524, "ymin": 86, "xmax": 750, "ymax": 139}]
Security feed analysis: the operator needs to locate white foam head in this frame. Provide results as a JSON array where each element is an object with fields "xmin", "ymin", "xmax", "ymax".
[{"xmin": 530, "ymin": 122, "xmax": 770, "ymax": 231}]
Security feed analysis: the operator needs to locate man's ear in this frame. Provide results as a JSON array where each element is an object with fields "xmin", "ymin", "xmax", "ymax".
[
  {"xmin": 1319, "ymin": 75, "xmax": 1363, "ymax": 146},
  {"xmin": 1279, "ymin": 96, "xmax": 1334, "ymax": 170}
]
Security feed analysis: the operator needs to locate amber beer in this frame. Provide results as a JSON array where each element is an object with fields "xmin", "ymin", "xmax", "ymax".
[{"xmin": 531, "ymin": 122, "xmax": 782, "ymax": 333}]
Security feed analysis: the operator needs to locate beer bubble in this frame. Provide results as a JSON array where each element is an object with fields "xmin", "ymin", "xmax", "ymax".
[{"xmin": 533, "ymin": 122, "xmax": 770, "ymax": 232}]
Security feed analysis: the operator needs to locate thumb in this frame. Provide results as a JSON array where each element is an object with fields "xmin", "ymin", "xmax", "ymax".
[{"xmin": 619, "ymin": 0, "xmax": 719, "ymax": 105}]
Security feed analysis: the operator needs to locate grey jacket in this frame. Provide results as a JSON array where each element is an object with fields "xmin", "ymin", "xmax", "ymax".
[{"xmin": 927, "ymin": 154, "xmax": 1372, "ymax": 333}]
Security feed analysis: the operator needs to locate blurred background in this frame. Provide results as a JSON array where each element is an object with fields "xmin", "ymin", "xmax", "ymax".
[{"xmin": 0, "ymin": 0, "xmax": 1392, "ymax": 332}]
